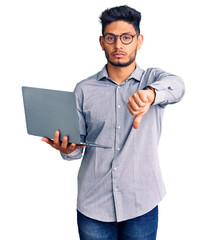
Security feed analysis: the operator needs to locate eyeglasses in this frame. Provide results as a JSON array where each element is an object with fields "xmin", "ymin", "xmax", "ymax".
[{"xmin": 103, "ymin": 33, "xmax": 139, "ymax": 45}]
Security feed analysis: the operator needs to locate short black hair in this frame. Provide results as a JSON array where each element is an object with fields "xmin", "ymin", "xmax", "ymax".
[{"xmin": 99, "ymin": 5, "xmax": 141, "ymax": 35}]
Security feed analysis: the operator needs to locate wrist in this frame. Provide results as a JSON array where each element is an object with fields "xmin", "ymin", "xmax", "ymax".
[{"xmin": 143, "ymin": 86, "xmax": 156, "ymax": 105}]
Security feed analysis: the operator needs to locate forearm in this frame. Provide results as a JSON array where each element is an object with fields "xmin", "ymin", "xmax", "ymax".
[{"xmin": 149, "ymin": 70, "xmax": 185, "ymax": 107}]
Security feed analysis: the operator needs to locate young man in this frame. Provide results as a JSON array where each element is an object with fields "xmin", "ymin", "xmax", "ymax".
[{"xmin": 42, "ymin": 5, "xmax": 185, "ymax": 240}]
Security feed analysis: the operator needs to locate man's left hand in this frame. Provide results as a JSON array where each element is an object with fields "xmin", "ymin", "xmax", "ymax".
[{"xmin": 127, "ymin": 88, "xmax": 155, "ymax": 129}]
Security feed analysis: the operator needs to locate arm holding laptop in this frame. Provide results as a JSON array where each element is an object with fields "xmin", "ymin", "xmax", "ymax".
[{"xmin": 41, "ymin": 84, "xmax": 87, "ymax": 159}]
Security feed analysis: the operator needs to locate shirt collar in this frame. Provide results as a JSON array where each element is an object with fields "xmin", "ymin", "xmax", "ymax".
[{"xmin": 97, "ymin": 64, "xmax": 144, "ymax": 82}]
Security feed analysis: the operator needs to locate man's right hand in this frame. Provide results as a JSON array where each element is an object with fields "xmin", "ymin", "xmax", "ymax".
[{"xmin": 41, "ymin": 130, "xmax": 86, "ymax": 154}]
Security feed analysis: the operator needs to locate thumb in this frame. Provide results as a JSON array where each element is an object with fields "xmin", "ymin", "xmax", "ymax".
[
  {"xmin": 41, "ymin": 137, "xmax": 53, "ymax": 146},
  {"xmin": 133, "ymin": 114, "xmax": 143, "ymax": 129}
]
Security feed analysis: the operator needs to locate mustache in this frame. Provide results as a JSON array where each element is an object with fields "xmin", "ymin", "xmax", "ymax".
[{"xmin": 111, "ymin": 51, "xmax": 126, "ymax": 55}]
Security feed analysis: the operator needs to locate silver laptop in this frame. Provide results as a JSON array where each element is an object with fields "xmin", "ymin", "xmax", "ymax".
[{"xmin": 22, "ymin": 86, "xmax": 112, "ymax": 149}]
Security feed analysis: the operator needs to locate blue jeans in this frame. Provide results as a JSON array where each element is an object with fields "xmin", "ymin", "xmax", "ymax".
[{"xmin": 77, "ymin": 206, "xmax": 158, "ymax": 240}]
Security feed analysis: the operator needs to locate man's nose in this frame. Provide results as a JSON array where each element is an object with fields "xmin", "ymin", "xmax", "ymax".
[{"xmin": 114, "ymin": 36, "xmax": 123, "ymax": 49}]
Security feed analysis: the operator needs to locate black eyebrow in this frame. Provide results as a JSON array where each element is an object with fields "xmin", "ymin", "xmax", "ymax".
[{"xmin": 104, "ymin": 32, "xmax": 133, "ymax": 35}]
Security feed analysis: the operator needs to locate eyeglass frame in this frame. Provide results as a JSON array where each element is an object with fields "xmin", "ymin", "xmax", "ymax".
[{"xmin": 102, "ymin": 32, "xmax": 139, "ymax": 45}]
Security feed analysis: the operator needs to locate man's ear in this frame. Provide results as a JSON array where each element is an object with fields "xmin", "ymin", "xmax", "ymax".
[
  {"xmin": 99, "ymin": 36, "xmax": 105, "ymax": 50},
  {"xmin": 137, "ymin": 34, "xmax": 144, "ymax": 50}
]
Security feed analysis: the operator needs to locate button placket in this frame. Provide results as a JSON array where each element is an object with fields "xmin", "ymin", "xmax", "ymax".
[
  {"xmin": 112, "ymin": 85, "xmax": 122, "ymax": 200},
  {"xmin": 115, "ymin": 85, "xmax": 122, "ymax": 152}
]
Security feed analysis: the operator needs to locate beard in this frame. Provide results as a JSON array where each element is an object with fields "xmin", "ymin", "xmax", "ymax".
[{"xmin": 104, "ymin": 49, "xmax": 137, "ymax": 67}]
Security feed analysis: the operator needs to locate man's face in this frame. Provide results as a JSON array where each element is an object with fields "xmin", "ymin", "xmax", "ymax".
[{"xmin": 100, "ymin": 20, "xmax": 143, "ymax": 67}]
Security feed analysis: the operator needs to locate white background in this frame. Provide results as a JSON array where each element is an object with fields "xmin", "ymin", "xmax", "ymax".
[{"xmin": 0, "ymin": 0, "xmax": 206, "ymax": 239}]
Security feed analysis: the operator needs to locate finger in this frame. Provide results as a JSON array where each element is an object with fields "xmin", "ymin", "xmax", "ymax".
[
  {"xmin": 60, "ymin": 143, "xmax": 86, "ymax": 154},
  {"xmin": 60, "ymin": 142, "xmax": 76, "ymax": 154},
  {"xmin": 133, "ymin": 92, "xmax": 146, "ymax": 108},
  {"xmin": 127, "ymin": 102, "xmax": 137, "ymax": 115},
  {"xmin": 137, "ymin": 90, "xmax": 149, "ymax": 103},
  {"xmin": 75, "ymin": 144, "xmax": 86, "ymax": 149},
  {"xmin": 61, "ymin": 136, "xmax": 68, "ymax": 149},
  {"xmin": 53, "ymin": 130, "xmax": 60, "ymax": 146},
  {"xmin": 69, "ymin": 143, "xmax": 86, "ymax": 151},
  {"xmin": 127, "ymin": 102, "xmax": 145, "ymax": 116},
  {"xmin": 68, "ymin": 143, "xmax": 76, "ymax": 151},
  {"xmin": 133, "ymin": 114, "xmax": 143, "ymax": 129},
  {"xmin": 41, "ymin": 137, "xmax": 54, "ymax": 146},
  {"xmin": 128, "ymin": 95, "xmax": 140, "ymax": 111}
]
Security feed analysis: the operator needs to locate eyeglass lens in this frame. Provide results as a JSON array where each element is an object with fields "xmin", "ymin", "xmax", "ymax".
[{"xmin": 104, "ymin": 34, "xmax": 133, "ymax": 44}]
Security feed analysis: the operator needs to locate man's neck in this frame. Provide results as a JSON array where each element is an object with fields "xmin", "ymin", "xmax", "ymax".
[{"xmin": 106, "ymin": 62, "xmax": 136, "ymax": 85}]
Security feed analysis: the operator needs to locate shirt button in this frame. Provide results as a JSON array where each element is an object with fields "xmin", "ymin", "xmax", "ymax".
[
  {"xmin": 114, "ymin": 167, "xmax": 117, "ymax": 171},
  {"xmin": 116, "ymin": 147, "xmax": 120, "ymax": 151},
  {"xmin": 118, "ymin": 86, "xmax": 121, "ymax": 89},
  {"xmin": 118, "ymin": 105, "xmax": 121, "ymax": 108},
  {"xmin": 115, "ymin": 188, "xmax": 119, "ymax": 192},
  {"xmin": 117, "ymin": 125, "xmax": 121, "ymax": 129}
]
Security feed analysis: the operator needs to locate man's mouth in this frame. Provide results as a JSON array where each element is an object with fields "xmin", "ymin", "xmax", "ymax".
[{"xmin": 112, "ymin": 52, "xmax": 126, "ymax": 58}]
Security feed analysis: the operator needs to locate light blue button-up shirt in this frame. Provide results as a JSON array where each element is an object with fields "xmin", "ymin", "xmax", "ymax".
[{"xmin": 61, "ymin": 64, "xmax": 185, "ymax": 222}]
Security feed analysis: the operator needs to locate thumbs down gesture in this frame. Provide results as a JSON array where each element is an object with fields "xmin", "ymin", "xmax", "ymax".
[{"xmin": 127, "ymin": 87, "xmax": 156, "ymax": 129}]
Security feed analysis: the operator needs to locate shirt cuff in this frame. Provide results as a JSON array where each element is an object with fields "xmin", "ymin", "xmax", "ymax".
[
  {"xmin": 152, "ymin": 89, "xmax": 166, "ymax": 106},
  {"xmin": 60, "ymin": 149, "xmax": 83, "ymax": 161}
]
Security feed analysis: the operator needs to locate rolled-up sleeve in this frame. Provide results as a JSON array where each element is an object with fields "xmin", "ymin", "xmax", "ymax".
[
  {"xmin": 149, "ymin": 68, "xmax": 185, "ymax": 107},
  {"xmin": 60, "ymin": 148, "xmax": 84, "ymax": 161}
]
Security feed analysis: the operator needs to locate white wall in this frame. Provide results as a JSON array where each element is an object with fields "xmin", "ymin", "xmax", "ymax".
[{"xmin": 0, "ymin": 0, "xmax": 206, "ymax": 239}]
